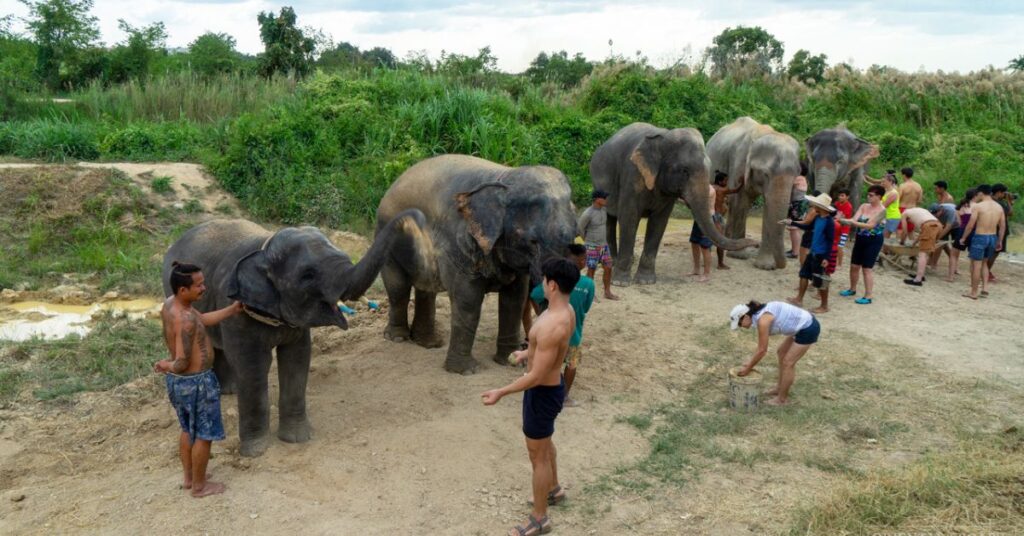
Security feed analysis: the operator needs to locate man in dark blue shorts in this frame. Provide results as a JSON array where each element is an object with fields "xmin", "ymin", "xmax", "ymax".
[
  {"xmin": 786, "ymin": 193, "xmax": 836, "ymax": 314},
  {"xmin": 154, "ymin": 262, "xmax": 242, "ymax": 498},
  {"xmin": 483, "ymin": 258, "xmax": 579, "ymax": 536}
]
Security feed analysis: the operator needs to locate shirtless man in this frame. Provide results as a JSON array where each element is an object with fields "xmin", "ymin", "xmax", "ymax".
[
  {"xmin": 934, "ymin": 180, "xmax": 955, "ymax": 204},
  {"xmin": 483, "ymin": 258, "xmax": 578, "ymax": 536},
  {"xmin": 154, "ymin": 262, "xmax": 243, "ymax": 498},
  {"xmin": 959, "ymin": 185, "xmax": 1006, "ymax": 299},
  {"xmin": 712, "ymin": 171, "xmax": 744, "ymax": 269},
  {"xmin": 898, "ymin": 167, "xmax": 923, "ymax": 209},
  {"xmin": 898, "ymin": 207, "xmax": 942, "ymax": 286},
  {"xmin": 684, "ymin": 184, "xmax": 716, "ymax": 282}
]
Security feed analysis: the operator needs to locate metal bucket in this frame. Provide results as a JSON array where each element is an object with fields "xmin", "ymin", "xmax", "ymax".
[{"xmin": 728, "ymin": 366, "xmax": 762, "ymax": 411}]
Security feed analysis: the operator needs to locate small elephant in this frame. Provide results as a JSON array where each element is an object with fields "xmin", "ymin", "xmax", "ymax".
[
  {"xmin": 162, "ymin": 211, "xmax": 425, "ymax": 457},
  {"xmin": 707, "ymin": 117, "xmax": 801, "ymax": 270},
  {"xmin": 376, "ymin": 154, "xmax": 577, "ymax": 374},
  {"xmin": 590, "ymin": 122, "xmax": 754, "ymax": 285},
  {"xmin": 806, "ymin": 127, "xmax": 879, "ymax": 211}
]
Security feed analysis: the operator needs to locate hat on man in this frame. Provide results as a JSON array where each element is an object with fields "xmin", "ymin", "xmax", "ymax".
[
  {"xmin": 928, "ymin": 202, "xmax": 941, "ymax": 213},
  {"xmin": 729, "ymin": 304, "xmax": 750, "ymax": 330},
  {"xmin": 592, "ymin": 189, "xmax": 609, "ymax": 199},
  {"xmin": 804, "ymin": 192, "xmax": 836, "ymax": 213}
]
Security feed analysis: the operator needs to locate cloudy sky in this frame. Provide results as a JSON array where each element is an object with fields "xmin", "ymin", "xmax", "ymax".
[{"xmin": 2, "ymin": 0, "xmax": 1021, "ymax": 73}]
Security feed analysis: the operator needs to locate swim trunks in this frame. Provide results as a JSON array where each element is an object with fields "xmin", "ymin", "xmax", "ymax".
[
  {"xmin": 166, "ymin": 369, "xmax": 225, "ymax": 444},
  {"xmin": 689, "ymin": 221, "xmax": 712, "ymax": 249},
  {"xmin": 522, "ymin": 377, "xmax": 565, "ymax": 440},
  {"xmin": 585, "ymin": 244, "xmax": 612, "ymax": 270},
  {"xmin": 968, "ymin": 234, "xmax": 998, "ymax": 261}
]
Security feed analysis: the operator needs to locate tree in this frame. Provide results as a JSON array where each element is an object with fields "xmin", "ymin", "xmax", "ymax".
[
  {"xmin": 317, "ymin": 42, "xmax": 397, "ymax": 72},
  {"xmin": 707, "ymin": 26, "xmax": 784, "ymax": 79},
  {"xmin": 525, "ymin": 50, "xmax": 593, "ymax": 88},
  {"xmin": 786, "ymin": 49, "xmax": 828, "ymax": 84},
  {"xmin": 107, "ymin": 19, "xmax": 167, "ymax": 83},
  {"xmin": 189, "ymin": 32, "xmax": 238, "ymax": 77},
  {"xmin": 256, "ymin": 6, "xmax": 315, "ymax": 79},
  {"xmin": 1009, "ymin": 54, "xmax": 1024, "ymax": 73},
  {"xmin": 437, "ymin": 46, "xmax": 497, "ymax": 76},
  {"xmin": 19, "ymin": 0, "xmax": 100, "ymax": 90}
]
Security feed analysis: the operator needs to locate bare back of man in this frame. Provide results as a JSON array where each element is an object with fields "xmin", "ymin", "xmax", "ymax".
[
  {"xmin": 971, "ymin": 199, "xmax": 1005, "ymax": 236},
  {"xmin": 899, "ymin": 180, "xmax": 923, "ymax": 209}
]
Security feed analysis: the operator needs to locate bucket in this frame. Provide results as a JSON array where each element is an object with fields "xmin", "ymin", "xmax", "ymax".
[
  {"xmin": 728, "ymin": 366, "xmax": 762, "ymax": 411},
  {"xmin": 813, "ymin": 273, "xmax": 831, "ymax": 290}
]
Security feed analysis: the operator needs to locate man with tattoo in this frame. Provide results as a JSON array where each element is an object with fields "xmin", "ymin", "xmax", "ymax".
[{"xmin": 154, "ymin": 262, "xmax": 243, "ymax": 498}]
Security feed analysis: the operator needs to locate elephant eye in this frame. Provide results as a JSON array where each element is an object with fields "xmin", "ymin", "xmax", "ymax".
[{"xmin": 301, "ymin": 269, "xmax": 317, "ymax": 282}]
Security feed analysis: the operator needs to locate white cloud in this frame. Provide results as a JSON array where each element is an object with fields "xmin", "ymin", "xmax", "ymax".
[{"xmin": 2, "ymin": 0, "xmax": 1020, "ymax": 72}]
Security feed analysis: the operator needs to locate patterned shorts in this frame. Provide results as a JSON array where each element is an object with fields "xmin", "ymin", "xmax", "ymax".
[
  {"xmin": 564, "ymin": 346, "xmax": 583, "ymax": 369},
  {"xmin": 166, "ymin": 369, "xmax": 225, "ymax": 444},
  {"xmin": 838, "ymin": 232, "xmax": 849, "ymax": 248},
  {"xmin": 585, "ymin": 244, "xmax": 612, "ymax": 270}
]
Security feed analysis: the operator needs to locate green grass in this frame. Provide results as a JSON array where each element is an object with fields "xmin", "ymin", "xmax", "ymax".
[
  {"xmin": 0, "ymin": 314, "xmax": 165, "ymax": 403},
  {"xmin": 150, "ymin": 175, "xmax": 173, "ymax": 194}
]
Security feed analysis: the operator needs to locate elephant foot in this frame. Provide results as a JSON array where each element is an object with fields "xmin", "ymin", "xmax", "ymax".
[
  {"xmin": 278, "ymin": 417, "xmax": 313, "ymax": 444},
  {"xmin": 384, "ymin": 324, "xmax": 411, "ymax": 342},
  {"xmin": 633, "ymin": 271, "xmax": 657, "ymax": 285},
  {"xmin": 411, "ymin": 329, "xmax": 445, "ymax": 349},
  {"xmin": 727, "ymin": 248, "xmax": 756, "ymax": 260},
  {"xmin": 611, "ymin": 276, "xmax": 632, "ymax": 287},
  {"xmin": 753, "ymin": 256, "xmax": 783, "ymax": 271},
  {"xmin": 444, "ymin": 355, "xmax": 479, "ymax": 375},
  {"xmin": 492, "ymin": 343, "xmax": 521, "ymax": 366},
  {"xmin": 239, "ymin": 435, "xmax": 270, "ymax": 458}
]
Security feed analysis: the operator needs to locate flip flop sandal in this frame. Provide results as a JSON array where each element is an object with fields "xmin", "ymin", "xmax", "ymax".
[
  {"xmin": 855, "ymin": 297, "xmax": 873, "ymax": 304},
  {"xmin": 510, "ymin": 514, "xmax": 552, "ymax": 535}
]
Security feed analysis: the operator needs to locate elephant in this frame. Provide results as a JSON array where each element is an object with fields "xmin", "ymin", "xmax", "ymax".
[
  {"xmin": 806, "ymin": 127, "xmax": 880, "ymax": 211},
  {"xmin": 590, "ymin": 122, "xmax": 754, "ymax": 285},
  {"xmin": 376, "ymin": 154, "xmax": 577, "ymax": 374},
  {"xmin": 707, "ymin": 117, "xmax": 801, "ymax": 270},
  {"xmin": 162, "ymin": 210, "xmax": 426, "ymax": 457}
]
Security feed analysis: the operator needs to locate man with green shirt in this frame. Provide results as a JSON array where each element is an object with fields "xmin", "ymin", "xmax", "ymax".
[{"xmin": 530, "ymin": 244, "xmax": 595, "ymax": 407}]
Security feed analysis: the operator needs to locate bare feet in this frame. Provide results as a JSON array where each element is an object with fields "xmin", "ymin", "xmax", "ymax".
[
  {"xmin": 961, "ymin": 292, "xmax": 977, "ymax": 300},
  {"xmin": 763, "ymin": 387, "xmax": 779, "ymax": 396},
  {"xmin": 717, "ymin": 263, "xmax": 730, "ymax": 270},
  {"xmin": 182, "ymin": 473, "xmax": 212, "ymax": 490},
  {"xmin": 604, "ymin": 292, "xmax": 620, "ymax": 300},
  {"xmin": 944, "ymin": 277, "xmax": 955, "ymax": 283},
  {"xmin": 191, "ymin": 481, "xmax": 226, "ymax": 498},
  {"xmin": 697, "ymin": 275, "xmax": 709, "ymax": 283},
  {"xmin": 764, "ymin": 397, "xmax": 789, "ymax": 406},
  {"xmin": 812, "ymin": 306, "xmax": 829, "ymax": 314},
  {"xmin": 687, "ymin": 271, "xmax": 700, "ymax": 277},
  {"xmin": 786, "ymin": 297, "xmax": 803, "ymax": 307}
]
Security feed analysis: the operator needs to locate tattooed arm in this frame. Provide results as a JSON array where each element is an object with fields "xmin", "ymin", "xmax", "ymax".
[
  {"xmin": 200, "ymin": 301, "xmax": 244, "ymax": 327},
  {"xmin": 154, "ymin": 311, "xmax": 192, "ymax": 374}
]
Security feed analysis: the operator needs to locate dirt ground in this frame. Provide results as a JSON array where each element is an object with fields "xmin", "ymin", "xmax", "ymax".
[{"xmin": 1, "ymin": 167, "xmax": 1022, "ymax": 535}]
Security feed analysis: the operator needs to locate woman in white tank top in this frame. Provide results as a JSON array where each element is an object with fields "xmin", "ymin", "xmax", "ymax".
[{"xmin": 729, "ymin": 300, "xmax": 821, "ymax": 405}]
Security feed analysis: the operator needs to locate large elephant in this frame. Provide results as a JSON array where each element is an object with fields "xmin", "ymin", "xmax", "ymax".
[
  {"xmin": 707, "ymin": 117, "xmax": 801, "ymax": 270},
  {"xmin": 590, "ymin": 122, "xmax": 754, "ymax": 285},
  {"xmin": 376, "ymin": 154, "xmax": 577, "ymax": 374},
  {"xmin": 806, "ymin": 127, "xmax": 879, "ymax": 211},
  {"xmin": 162, "ymin": 211, "xmax": 425, "ymax": 457}
]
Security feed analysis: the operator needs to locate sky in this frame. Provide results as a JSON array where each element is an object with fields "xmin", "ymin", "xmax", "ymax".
[{"xmin": 2, "ymin": 0, "xmax": 1022, "ymax": 73}]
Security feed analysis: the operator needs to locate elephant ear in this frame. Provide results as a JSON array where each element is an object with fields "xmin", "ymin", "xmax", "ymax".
[
  {"xmin": 630, "ymin": 134, "xmax": 662, "ymax": 191},
  {"xmin": 225, "ymin": 249, "xmax": 282, "ymax": 320},
  {"xmin": 849, "ymin": 138, "xmax": 880, "ymax": 171},
  {"xmin": 454, "ymin": 182, "xmax": 509, "ymax": 255}
]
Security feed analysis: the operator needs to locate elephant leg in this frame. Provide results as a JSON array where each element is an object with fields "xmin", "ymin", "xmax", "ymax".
[
  {"xmin": 212, "ymin": 347, "xmax": 236, "ymax": 394},
  {"xmin": 444, "ymin": 284, "xmax": 486, "ymax": 375},
  {"xmin": 606, "ymin": 214, "xmax": 619, "ymax": 259},
  {"xmin": 726, "ymin": 188, "xmax": 755, "ymax": 260},
  {"xmin": 276, "ymin": 330, "xmax": 312, "ymax": 444},
  {"xmin": 613, "ymin": 211, "xmax": 639, "ymax": 286},
  {"xmin": 493, "ymin": 276, "xmax": 529, "ymax": 365},
  {"xmin": 754, "ymin": 174, "xmax": 793, "ymax": 270},
  {"xmin": 227, "ymin": 333, "xmax": 273, "ymax": 457},
  {"xmin": 635, "ymin": 203, "xmax": 673, "ymax": 285},
  {"xmin": 411, "ymin": 289, "xmax": 444, "ymax": 348},
  {"xmin": 382, "ymin": 261, "xmax": 412, "ymax": 342}
]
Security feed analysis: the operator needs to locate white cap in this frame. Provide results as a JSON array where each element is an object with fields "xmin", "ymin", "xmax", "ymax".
[{"xmin": 729, "ymin": 304, "xmax": 750, "ymax": 330}]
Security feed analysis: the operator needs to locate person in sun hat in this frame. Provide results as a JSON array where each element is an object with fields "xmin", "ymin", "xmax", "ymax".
[
  {"xmin": 730, "ymin": 300, "xmax": 821, "ymax": 406},
  {"xmin": 782, "ymin": 192, "xmax": 836, "ymax": 313}
]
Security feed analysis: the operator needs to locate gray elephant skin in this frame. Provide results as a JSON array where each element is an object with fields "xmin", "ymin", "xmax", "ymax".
[
  {"xmin": 806, "ymin": 127, "xmax": 879, "ymax": 210},
  {"xmin": 376, "ymin": 154, "xmax": 577, "ymax": 374},
  {"xmin": 590, "ymin": 122, "xmax": 753, "ymax": 285},
  {"xmin": 707, "ymin": 117, "xmax": 801, "ymax": 270},
  {"xmin": 162, "ymin": 211, "xmax": 426, "ymax": 457}
]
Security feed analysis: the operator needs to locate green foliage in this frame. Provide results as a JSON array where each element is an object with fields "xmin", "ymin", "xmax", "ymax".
[
  {"xmin": 20, "ymin": 0, "xmax": 101, "ymax": 90},
  {"xmin": 1009, "ymin": 54, "xmax": 1024, "ymax": 73},
  {"xmin": 99, "ymin": 121, "xmax": 203, "ymax": 160},
  {"xmin": 188, "ymin": 32, "xmax": 239, "ymax": 78},
  {"xmin": 256, "ymin": 6, "xmax": 315, "ymax": 79},
  {"xmin": 150, "ymin": 175, "xmax": 173, "ymax": 194},
  {"xmin": 317, "ymin": 41, "xmax": 397, "ymax": 72},
  {"xmin": 787, "ymin": 49, "xmax": 828, "ymax": 84},
  {"xmin": 105, "ymin": 19, "xmax": 168, "ymax": 84},
  {"xmin": 707, "ymin": 25, "xmax": 784, "ymax": 79},
  {"xmin": 525, "ymin": 50, "xmax": 594, "ymax": 88}
]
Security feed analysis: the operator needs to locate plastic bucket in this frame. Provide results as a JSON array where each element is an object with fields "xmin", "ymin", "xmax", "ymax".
[{"xmin": 728, "ymin": 366, "xmax": 762, "ymax": 411}]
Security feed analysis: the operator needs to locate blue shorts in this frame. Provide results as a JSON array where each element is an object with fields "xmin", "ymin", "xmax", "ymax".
[
  {"xmin": 689, "ymin": 221, "xmax": 712, "ymax": 249},
  {"xmin": 885, "ymin": 219, "xmax": 900, "ymax": 234},
  {"xmin": 166, "ymin": 369, "xmax": 225, "ymax": 444},
  {"xmin": 522, "ymin": 377, "xmax": 565, "ymax": 440},
  {"xmin": 968, "ymin": 234, "xmax": 998, "ymax": 261},
  {"xmin": 585, "ymin": 244, "xmax": 612, "ymax": 270},
  {"xmin": 794, "ymin": 317, "xmax": 821, "ymax": 345}
]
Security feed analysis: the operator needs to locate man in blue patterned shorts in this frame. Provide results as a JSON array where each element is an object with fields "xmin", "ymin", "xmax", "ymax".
[
  {"xmin": 578, "ymin": 189, "xmax": 619, "ymax": 300},
  {"xmin": 154, "ymin": 262, "xmax": 242, "ymax": 498}
]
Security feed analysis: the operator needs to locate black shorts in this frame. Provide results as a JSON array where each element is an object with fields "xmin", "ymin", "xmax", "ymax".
[
  {"xmin": 850, "ymin": 233, "xmax": 884, "ymax": 269},
  {"xmin": 800, "ymin": 227, "xmax": 813, "ymax": 249},
  {"xmin": 788, "ymin": 200, "xmax": 806, "ymax": 221},
  {"xmin": 522, "ymin": 378, "xmax": 565, "ymax": 440},
  {"xmin": 794, "ymin": 317, "xmax": 821, "ymax": 345},
  {"xmin": 799, "ymin": 253, "xmax": 827, "ymax": 287},
  {"xmin": 689, "ymin": 220, "xmax": 712, "ymax": 249},
  {"xmin": 953, "ymin": 230, "xmax": 972, "ymax": 252}
]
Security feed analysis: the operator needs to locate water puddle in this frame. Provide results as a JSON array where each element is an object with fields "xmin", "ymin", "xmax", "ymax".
[{"xmin": 0, "ymin": 299, "xmax": 162, "ymax": 342}]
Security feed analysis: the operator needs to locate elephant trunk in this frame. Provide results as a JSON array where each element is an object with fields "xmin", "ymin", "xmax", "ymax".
[
  {"xmin": 335, "ymin": 209, "xmax": 426, "ymax": 301},
  {"xmin": 814, "ymin": 167, "xmax": 838, "ymax": 197},
  {"xmin": 684, "ymin": 182, "xmax": 754, "ymax": 251}
]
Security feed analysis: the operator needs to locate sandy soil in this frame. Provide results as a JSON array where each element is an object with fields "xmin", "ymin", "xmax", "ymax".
[{"xmin": 0, "ymin": 167, "xmax": 1021, "ymax": 534}]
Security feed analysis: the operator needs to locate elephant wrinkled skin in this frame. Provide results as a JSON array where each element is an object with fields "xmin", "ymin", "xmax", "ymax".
[
  {"xmin": 376, "ymin": 154, "xmax": 577, "ymax": 374},
  {"xmin": 707, "ymin": 117, "xmax": 801, "ymax": 270},
  {"xmin": 590, "ymin": 122, "xmax": 755, "ymax": 286},
  {"xmin": 162, "ymin": 211, "xmax": 425, "ymax": 457},
  {"xmin": 806, "ymin": 127, "xmax": 879, "ymax": 211}
]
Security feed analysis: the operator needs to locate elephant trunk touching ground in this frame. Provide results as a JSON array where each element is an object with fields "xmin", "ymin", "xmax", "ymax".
[{"xmin": 681, "ymin": 174, "xmax": 751, "ymax": 252}]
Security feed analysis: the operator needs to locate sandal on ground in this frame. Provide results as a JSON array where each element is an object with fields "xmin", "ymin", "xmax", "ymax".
[
  {"xmin": 527, "ymin": 485, "xmax": 567, "ymax": 506},
  {"xmin": 510, "ymin": 514, "xmax": 552, "ymax": 536},
  {"xmin": 855, "ymin": 297, "xmax": 873, "ymax": 305},
  {"xmin": 839, "ymin": 289, "xmax": 856, "ymax": 297}
]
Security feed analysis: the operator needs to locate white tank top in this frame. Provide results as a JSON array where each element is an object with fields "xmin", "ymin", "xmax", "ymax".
[{"xmin": 752, "ymin": 302, "xmax": 813, "ymax": 336}]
